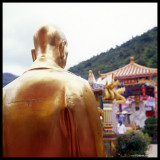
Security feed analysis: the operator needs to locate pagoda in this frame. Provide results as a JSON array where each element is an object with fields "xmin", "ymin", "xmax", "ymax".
[{"xmin": 98, "ymin": 57, "xmax": 157, "ymax": 119}]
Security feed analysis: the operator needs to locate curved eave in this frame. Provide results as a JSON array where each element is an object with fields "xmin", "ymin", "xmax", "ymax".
[
  {"xmin": 100, "ymin": 61, "xmax": 157, "ymax": 79},
  {"xmin": 115, "ymin": 72, "xmax": 157, "ymax": 79}
]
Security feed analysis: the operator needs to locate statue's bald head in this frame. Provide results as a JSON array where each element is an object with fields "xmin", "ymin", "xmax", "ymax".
[
  {"xmin": 31, "ymin": 24, "xmax": 68, "ymax": 68},
  {"xmin": 33, "ymin": 24, "xmax": 66, "ymax": 53}
]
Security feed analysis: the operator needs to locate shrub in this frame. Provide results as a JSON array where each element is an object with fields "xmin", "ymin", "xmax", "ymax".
[
  {"xmin": 104, "ymin": 142, "xmax": 109, "ymax": 157},
  {"xmin": 138, "ymin": 131, "xmax": 151, "ymax": 150},
  {"xmin": 143, "ymin": 133, "xmax": 152, "ymax": 149},
  {"xmin": 115, "ymin": 131, "xmax": 149, "ymax": 157},
  {"xmin": 142, "ymin": 117, "xmax": 157, "ymax": 143}
]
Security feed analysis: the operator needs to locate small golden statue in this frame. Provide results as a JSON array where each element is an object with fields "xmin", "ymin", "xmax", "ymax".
[
  {"xmin": 103, "ymin": 77, "xmax": 126, "ymax": 104},
  {"xmin": 3, "ymin": 25, "xmax": 106, "ymax": 157}
]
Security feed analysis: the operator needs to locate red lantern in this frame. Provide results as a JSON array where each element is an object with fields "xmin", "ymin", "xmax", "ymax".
[{"xmin": 141, "ymin": 85, "xmax": 147, "ymax": 100}]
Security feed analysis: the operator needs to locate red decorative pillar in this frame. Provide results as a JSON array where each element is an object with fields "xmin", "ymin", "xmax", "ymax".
[
  {"xmin": 154, "ymin": 86, "xmax": 157, "ymax": 119},
  {"xmin": 141, "ymin": 85, "xmax": 147, "ymax": 100},
  {"xmin": 118, "ymin": 104, "xmax": 122, "ymax": 119},
  {"xmin": 119, "ymin": 104, "xmax": 122, "ymax": 112}
]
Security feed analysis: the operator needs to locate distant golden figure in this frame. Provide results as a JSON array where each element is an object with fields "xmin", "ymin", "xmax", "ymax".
[{"xmin": 3, "ymin": 25, "xmax": 106, "ymax": 157}]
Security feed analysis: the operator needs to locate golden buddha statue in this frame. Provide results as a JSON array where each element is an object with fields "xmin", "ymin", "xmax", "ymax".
[{"xmin": 3, "ymin": 25, "xmax": 106, "ymax": 157}]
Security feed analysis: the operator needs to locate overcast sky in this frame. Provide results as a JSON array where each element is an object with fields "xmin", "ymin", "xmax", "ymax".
[{"xmin": 3, "ymin": 2, "xmax": 157, "ymax": 76}]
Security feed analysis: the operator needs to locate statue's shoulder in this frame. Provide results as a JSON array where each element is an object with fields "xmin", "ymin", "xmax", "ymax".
[
  {"xmin": 3, "ymin": 76, "xmax": 22, "ymax": 100},
  {"xmin": 64, "ymin": 70, "xmax": 90, "ymax": 88},
  {"xmin": 3, "ymin": 76, "xmax": 20, "ymax": 90},
  {"xmin": 3, "ymin": 69, "xmax": 90, "ymax": 94},
  {"xmin": 40, "ymin": 68, "xmax": 89, "ymax": 87}
]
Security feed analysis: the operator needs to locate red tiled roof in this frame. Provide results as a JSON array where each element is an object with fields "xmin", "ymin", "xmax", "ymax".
[{"xmin": 99, "ymin": 57, "xmax": 157, "ymax": 79}]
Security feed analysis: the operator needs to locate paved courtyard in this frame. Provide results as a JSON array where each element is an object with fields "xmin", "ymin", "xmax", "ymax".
[{"xmin": 146, "ymin": 144, "xmax": 158, "ymax": 157}]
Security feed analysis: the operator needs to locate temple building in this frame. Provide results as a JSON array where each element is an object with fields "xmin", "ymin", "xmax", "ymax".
[
  {"xmin": 97, "ymin": 57, "xmax": 157, "ymax": 128},
  {"xmin": 88, "ymin": 56, "xmax": 157, "ymax": 156}
]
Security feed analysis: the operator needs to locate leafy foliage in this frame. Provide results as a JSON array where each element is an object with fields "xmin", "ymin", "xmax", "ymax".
[
  {"xmin": 142, "ymin": 117, "xmax": 157, "ymax": 143},
  {"xmin": 115, "ymin": 131, "xmax": 150, "ymax": 157},
  {"xmin": 143, "ymin": 133, "xmax": 152, "ymax": 149},
  {"xmin": 68, "ymin": 27, "xmax": 157, "ymax": 79}
]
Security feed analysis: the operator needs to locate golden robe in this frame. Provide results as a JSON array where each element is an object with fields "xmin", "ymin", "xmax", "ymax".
[{"xmin": 3, "ymin": 64, "xmax": 106, "ymax": 157}]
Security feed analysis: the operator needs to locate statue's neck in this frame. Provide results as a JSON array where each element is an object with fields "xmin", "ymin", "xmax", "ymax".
[{"xmin": 27, "ymin": 56, "xmax": 63, "ymax": 72}]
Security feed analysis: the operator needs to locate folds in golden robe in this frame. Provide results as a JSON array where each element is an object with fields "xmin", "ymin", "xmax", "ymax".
[{"xmin": 3, "ymin": 67, "xmax": 106, "ymax": 157}]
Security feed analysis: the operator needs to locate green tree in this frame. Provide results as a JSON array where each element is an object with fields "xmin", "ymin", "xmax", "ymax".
[
  {"xmin": 142, "ymin": 117, "xmax": 157, "ymax": 143},
  {"xmin": 116, "ymin": 131, "xmax": 150, "ymax": 157},
  {"xmin": 68, "ymin": 27, "xmax": 157, "ymax": 79}
]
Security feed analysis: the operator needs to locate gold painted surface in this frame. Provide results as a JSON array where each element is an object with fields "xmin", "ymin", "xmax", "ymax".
[
  {"xmin": 3, "ymin": 25, "xmax": 106, "ymax": 157},
  {"xmin": 103, "ymin": 78, "xmax": 126, "ymax": 104}
]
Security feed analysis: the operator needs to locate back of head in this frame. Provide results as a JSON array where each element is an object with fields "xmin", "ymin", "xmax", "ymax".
[
  {"xmin": 33, "ymin": 24, "xmax": 66, "ymax": 54},
  {"xmin": 31, "ymin": 24, "xmax": 68, "ymax": 68}
]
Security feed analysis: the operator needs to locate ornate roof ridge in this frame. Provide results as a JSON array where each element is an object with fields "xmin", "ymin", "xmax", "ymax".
[{"xmin": 99, "ymin": 57, "xmax": 157, "ymax": 79}]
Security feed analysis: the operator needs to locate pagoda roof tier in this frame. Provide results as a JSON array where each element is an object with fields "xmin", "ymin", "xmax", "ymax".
[{"xmin": 99, "ymin": 57, "xmax": 157, "ymax": 79}]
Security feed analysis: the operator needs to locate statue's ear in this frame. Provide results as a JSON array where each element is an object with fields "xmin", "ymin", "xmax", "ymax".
[
  {"xmin": 58, "ymin": 41, "xmax": 65, "ymax": 59},
  {"xmin": 31, "ymin": 49, "xmax": 36, "ymax": 62}
]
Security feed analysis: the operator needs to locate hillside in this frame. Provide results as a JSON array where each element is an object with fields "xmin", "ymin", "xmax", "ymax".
[
  {"xmin": 68, "ymin": 27, "xmax": 157, "ymax": 79},
  {"xmin": 3, "ymin": 73, "xmax": 19, "ymax": 87},
  {"xmin": 3, "ymin": 27, "xmax": 157, "ymax": 86}
]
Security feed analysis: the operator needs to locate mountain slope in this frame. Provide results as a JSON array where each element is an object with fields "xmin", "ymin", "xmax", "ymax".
[
  {"xmin": 68, "ymin": 27, "xmax": 157, "ymax": 79},
  {"xmin": 3, "ymin": 73, "xmax": 19, "ymax": 87},
  {"xmin": 3, "ymin": 27, "xmax": 157, "ymax": 86}
]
